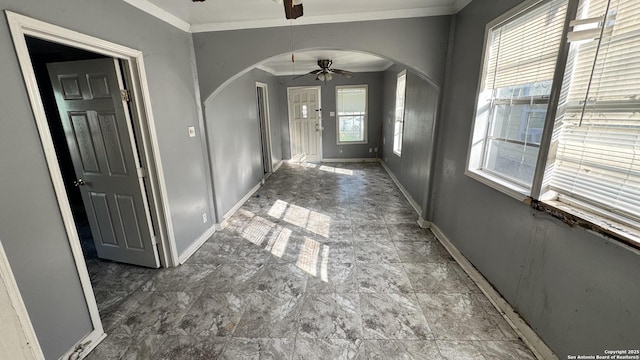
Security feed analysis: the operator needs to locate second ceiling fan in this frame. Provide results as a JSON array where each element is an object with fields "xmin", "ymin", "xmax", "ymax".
[{"xmin": 294, "ymin": 59, "xmax": 354, "ymax": 82}]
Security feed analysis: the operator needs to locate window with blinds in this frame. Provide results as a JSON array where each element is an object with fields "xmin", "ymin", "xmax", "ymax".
[
  {"xmin": 543, "ymin": 0, "xmax": 640, "ymax": 227},
  {"xmin": 468, "ymin": 0, "xmax": 568, "ymax": 192},
  {"xmin": 393, "ymin": 70, "xmax": 407, "ymax": 156},
  {"xmin": 336, "ymin": 85, "xmax": 368, "ymax": 144}
]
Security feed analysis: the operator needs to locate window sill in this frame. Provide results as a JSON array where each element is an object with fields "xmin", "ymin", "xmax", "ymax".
[
  {"xmin": 337, "ymin": 141, "xmax": 367, "ymax": 145},
  {"xmin": 532, "ymin": 199, "xmax": 640, "ymax": 252},
  {"xmin": 465, "ymin": 169, "xmax": 529, "ymax": 202}
]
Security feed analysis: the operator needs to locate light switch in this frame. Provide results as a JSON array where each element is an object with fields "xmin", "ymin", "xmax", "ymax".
[
  {"xmin": 188, "ymin": 126, "xmax": 196, "ymax": 137},
  {"xmin": 330, "ymin": 111, "xmax": 335, "ymax": 117}
]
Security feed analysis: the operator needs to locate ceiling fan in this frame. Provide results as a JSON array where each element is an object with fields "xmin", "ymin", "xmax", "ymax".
[{"xmin": 294, "ymin": 60, "xmax": 354, "ymax": 82}]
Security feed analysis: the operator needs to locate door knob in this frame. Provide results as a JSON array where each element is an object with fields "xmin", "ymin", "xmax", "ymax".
[{"xmin": 73, "ymin": 178, "xmax": 86, "ymax": 187}]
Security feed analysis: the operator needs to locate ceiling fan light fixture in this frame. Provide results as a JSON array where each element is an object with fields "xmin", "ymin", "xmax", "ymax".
[
  {"xmin": 324, "ymin": 73, "xmax": 333, "ymax": 81},
  {"xmin": 317, "ymin": 73, "xmax": 326, "ymax": 81}
]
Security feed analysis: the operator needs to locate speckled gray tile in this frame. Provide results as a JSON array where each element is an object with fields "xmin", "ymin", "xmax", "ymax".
[
  {"xmin": 355, "ymin": 240, "xmax": 401, "ymax": 263},
  {"xmin": 186, "ymin": 237, "xmax": 238, "ymax": 264},
  {"xmin": 101, "ymin": 290, "xmax": 153, "ymax": 332},
  {"xmin": 141, "ymin": 264, "xmax": 219, "ymax": 292},
  {"xmin": 364, "ymin": 340, "xmax": 443, "ymax": 360},
  {"xmin": 394, "ymin": 241, "xmax": 453, "ymax": 263},
  {"xmin": 403, "ymin": 262, "xmax": 473, "ymax": 293},
  {"xmin": 297, "ymin": 292, "xmax": 362, "ymax": 339},
  {"xmin": 233, "ymin": 292, "xmax": 303, "ymax": 338},
  {"xmin": 84, "ymin": 162, "xmax": 536, "ymax": 360},
  {"xmin": 222, "ymin": 338, "xmax": 294, "ymax": 360},
  {"xmin": 201, "ymin": 262, "xmax": 265, "ymax": 293},
  {"xmin": 84, "ymin": 334, "xmax": 132, "ymax": 360},
  {"xmin": 293, "ymin": 338, "xmax": 365, "ymax": 360},
  {"xmin": 382, "ymin": 209, "xmax": 420, "ymax": 225},
  {"xmin": 416, "ymin": 293, "xmax": 507, "ymax": 340},
  {"xmin": 176, "ymin": 291, "xmax": 245, "ymax": 336},
  {"xmin": 305, "ymin": 262, "xmax": 358, "ymax": 293},
  {"xmin": 153, "ymin": 336, "xmax": 227, "ymax": 360},
  {"xmin": 387, "ymin": 224, "xmax": 432, "ymax": 242},
  {"xmin": 249, "ymin": 262, "xmax": 308, "ymax": 296},
  {"xmin": 111, "ymin": 291, "xmax": 198, "ymax": 337},
  {"xmin": 436, "ymin": 340, "xmax": 536, "ymax": 360},
  {"xmin": 119, "ymin": 335, "xmax": 164, "ymax": 360},
  {"xmin": 357, "ymin": 262, "xmax": 413, "ymax": 293},
  {"xmin": 353, "ymin": 223, "xmax": 391, "ymax": 242},
  {"xmin": 360, "ymin": 293, "xmax": 432, "ymax": 340}
]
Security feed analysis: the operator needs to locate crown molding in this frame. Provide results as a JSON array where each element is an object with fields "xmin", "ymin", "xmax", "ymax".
[
  {"xmin": 121, "ymin": 1, "xmax": 471, "ymax": 34},
  {"xmin": 122, "ymin": 0, "xmax": 191, "ymax": 32},
  {"xmin": 191, "ymin": 6, "xmax": 456, "ymax": 33}
]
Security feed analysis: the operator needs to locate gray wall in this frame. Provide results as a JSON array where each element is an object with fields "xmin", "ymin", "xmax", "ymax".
[
  {"xmin": 205, "ymin": 68, "xmax": 282, "ymax": 220},
  {"xmin": 0, "ymin": 0, "xmax": 212, "ymax": 357},
  {"xmin": 432, "ymin": 0, "xmax": 640, "ymax": 357},
  {"xmin": 192, "ymin": 16, "xmax": 452, "ymax": 103},
  {"xmin": 277, "ymin": 72, "xmax": 384, "ymax": 160},
  {"xmin": 381, "ymin": 65, "xmax": 439, "ymax": 216}
]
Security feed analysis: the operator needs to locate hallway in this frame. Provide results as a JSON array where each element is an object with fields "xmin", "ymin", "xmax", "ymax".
[{"xmin": 87, "ymin": 162, "xmax": 536, "ymax": 359}]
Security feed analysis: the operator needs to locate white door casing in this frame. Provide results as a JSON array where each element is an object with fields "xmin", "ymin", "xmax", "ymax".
[
  {"xmin": 47, "ymin": 58, "xmax": 160, "ymax": 268},
  {"xmin": 287, "ymin": 87, "xmax": 322, "ymax": 162},
  {"xmin": 256, "ymin": 82, "xmax": 273, "ymax": 175}
]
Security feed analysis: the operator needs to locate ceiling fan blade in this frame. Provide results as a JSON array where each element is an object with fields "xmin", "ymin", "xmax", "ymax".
[
  {"xmin": 330, "ymin": 68, "xmax": 354, "ymax": 78},
  {"xmin": 283, "ymin": 0, "xmax": 303, "ymax": 19},
  {"xmin": 293, "ymin": 69, "xmax": 321, "ymax": 80}
]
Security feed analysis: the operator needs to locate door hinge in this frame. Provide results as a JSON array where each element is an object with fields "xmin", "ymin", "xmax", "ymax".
[
  {"xmin": 151, "ymin": 235, "xmax": 158, "ymax": 245},
  {"xmin": 137, "ymin": 167, "xmax": 147, "ymax": 178},
  {"xmin": 120, "ymin": 89, "xmax": 131, "ymax": 102}
]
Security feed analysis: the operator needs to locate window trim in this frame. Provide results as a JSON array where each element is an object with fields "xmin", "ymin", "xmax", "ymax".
[
  {"xmin": 393, "ymin": 70, "xmax": 407, "ymax": 156},
  {"xmin": 465, "ymin": 0, "xmax": 573, "ymax": 201},
  {"xmin": 466, "ymin": 0, "xmax": 640, "ymax": 249},
  {"xmin": 335, "ymin": 84, "xmax": 368, "ymax": 145}
]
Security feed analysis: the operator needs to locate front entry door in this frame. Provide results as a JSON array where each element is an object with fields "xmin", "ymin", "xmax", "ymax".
[
  {"xmin": 47, "ymin": 58, "xmax": 160, "ymax": 268},
  {"xmin": 288, "ymin": 87, "xmax": 322, "ymax": 162}
]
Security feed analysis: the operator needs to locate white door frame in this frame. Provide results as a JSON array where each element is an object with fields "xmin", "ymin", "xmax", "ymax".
[
  {"xmin": 6, "ymin": 11, "xmax": 179, "ymax": 358},
  {"xmin": 0, "ymin": 240, "xmax": 45, "ymax": 360},
  {"xmin": 286, "ymin": 86, "xmax": 323, "ymax": 162},
  {"xmin": 256, "ymin": 82, "xmax": 273, "ymax": 174}
]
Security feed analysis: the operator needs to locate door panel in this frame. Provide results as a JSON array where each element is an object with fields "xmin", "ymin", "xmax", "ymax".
[
  {"xmin": 288, "ymin": 87, "xmax": 322, "ymax": 161},
  {"xmin": 48, "ymin": 58, "xmax": 159, "ymax": 268}
]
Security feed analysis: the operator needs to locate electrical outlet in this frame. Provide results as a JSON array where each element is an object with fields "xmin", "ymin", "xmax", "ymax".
[
  {"xmin": 202, "ymin": 213, "xmax": 207, "ymax": 223},
  {"xmin": 339, "ymin": 147, "xmax": 343, "ymax": 154},
  {"xmin": 369, "ymin": 148, "xmax": 372, "ymax": 153},
  {"xmin": 188, "ymin": 126, "xmax": 196, "ymax": 138}
]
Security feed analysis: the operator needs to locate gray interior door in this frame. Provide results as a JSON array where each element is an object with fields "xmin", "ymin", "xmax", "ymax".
[{"xmin": 47, "ymin": 58, "xmax": 160, "ymax": 268}]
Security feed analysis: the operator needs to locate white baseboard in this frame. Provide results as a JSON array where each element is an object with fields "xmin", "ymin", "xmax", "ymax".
[
  {"xmin": 430, "ymin": 224, "xmax": 558, "ymax": 360},
  {"xmin": 379, "ymin": 159, "xmax": 422, "ymax": 217},
  {"xmin": 417, "ymin": 216, "xmax": 431, "ymax": 229},
  {"xmin": 222, "ymin": 182, "xmax": 262, "ymax": 220},
  {"xmin": 178, "ymin": 225, "xmax": 216, "ymax": 264},
  {"xmin": 215, "ymin": 219, "xmax": 229, "ymax": 231},
  {"xmin": 321, "ymin": 158, "xmax": 378, "ymax": 163},
  {"xmin": 273, "ymin": 160, "xmax": 284, "ymax": 173}
]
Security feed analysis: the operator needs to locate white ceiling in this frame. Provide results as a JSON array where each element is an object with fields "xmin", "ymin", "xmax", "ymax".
[
  {"xmin": 258, "ymin": 50, "xmax": 393, "ymax": 76},
  {"xmin": 123, "ymin": 0, "xmax": 472, "ymax": 32}
]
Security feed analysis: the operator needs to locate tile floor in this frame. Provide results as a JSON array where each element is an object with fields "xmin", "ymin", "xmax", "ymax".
[{"xmin": 85, "ymin": 162, "xmax": 536, "ymax": 360}]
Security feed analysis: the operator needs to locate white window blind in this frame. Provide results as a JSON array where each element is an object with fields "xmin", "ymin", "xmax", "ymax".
[
  {"xmin": 336, "ymin": 86, "xmax": 367, "ymax": 144},
  {"xmin": 546, "ymin": 0, "xmax": 640, "ymax": 224},
  {"xmin": 485, "ymin": 0, "xmax": 568, "ymax": 91},
  {"xmin": 469, "ymin": 0, "xmax": 568, "ymax": 189},
  {"xmin": 393, "ymin": 71, "xmax": 407, "ymax": 156}
]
